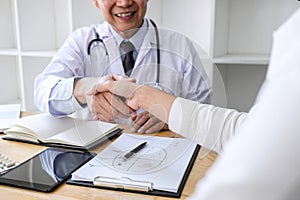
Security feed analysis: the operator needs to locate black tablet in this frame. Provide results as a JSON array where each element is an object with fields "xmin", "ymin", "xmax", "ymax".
[{"xmin": 0, "ymin": 147, "xmax": 95, "ymax": 192}]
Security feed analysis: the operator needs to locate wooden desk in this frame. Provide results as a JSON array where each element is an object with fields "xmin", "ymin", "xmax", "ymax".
[{"xmin": 0, "ymin": 128, "xmax": 218, "ymax": 200}]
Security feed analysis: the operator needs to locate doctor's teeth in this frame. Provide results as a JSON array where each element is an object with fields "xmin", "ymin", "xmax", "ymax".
[{"xmin": 117, "ymin": 12, "xmax": 132, "ymax": 17}]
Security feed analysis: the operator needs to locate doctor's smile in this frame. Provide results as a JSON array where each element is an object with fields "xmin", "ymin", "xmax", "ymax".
[{"xmin": 115, "ymin": 11, "xmax": 137, "ymax": 19}]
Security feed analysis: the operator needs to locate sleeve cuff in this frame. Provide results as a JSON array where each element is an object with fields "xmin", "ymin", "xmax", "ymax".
[{"xmin": 48, "ymin": 77, "xmax": 85, "ymax": 116}]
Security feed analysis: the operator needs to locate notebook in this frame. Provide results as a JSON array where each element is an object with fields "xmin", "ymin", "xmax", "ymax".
[{"xmin": 2, "ymin": 113, "xmax": 122, "ymax": 150}]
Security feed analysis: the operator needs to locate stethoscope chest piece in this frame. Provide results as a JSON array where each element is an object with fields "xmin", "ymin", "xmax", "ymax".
[{"xmin": 153, "ymin": 83, "xmax": 162, "ymax": 91}]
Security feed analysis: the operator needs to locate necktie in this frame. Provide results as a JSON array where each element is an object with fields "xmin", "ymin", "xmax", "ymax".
[{"xmin": 120, "ymin": 40, "xmax": 135, "ymax": 76}]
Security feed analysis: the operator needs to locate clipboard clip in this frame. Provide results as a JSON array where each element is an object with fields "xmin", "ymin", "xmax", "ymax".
[{"xmin": 93, "ymin": 176, "xmax": 153, "ymax": 192}]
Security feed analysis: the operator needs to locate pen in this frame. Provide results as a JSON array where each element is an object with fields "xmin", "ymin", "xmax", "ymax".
[{"xmin": 123, "ymin": 142, "xmax": 147, "ymax": 160}]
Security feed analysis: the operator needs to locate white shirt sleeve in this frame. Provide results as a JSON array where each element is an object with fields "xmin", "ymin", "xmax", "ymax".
[
  {"xmin": 169, "ymin": 97, "xmax": 247, "ymax": 153},
  {"xmin": 48, "ymin": 77, "xmax": 84, "ymax": 116},
  {"xmin": 34, "ymin": 27, "xmax": 91, "ymax": 116},
  {"xmin": 34, "ymin": 73, "xmax": 83, "ymax": 117}
]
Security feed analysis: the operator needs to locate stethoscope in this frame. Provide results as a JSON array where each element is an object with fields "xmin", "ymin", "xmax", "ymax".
[{"xmin": 87, "ymin": 19, "xmax": 162, "ymax": 90}]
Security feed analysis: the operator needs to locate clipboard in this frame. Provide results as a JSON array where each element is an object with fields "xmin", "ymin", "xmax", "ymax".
[{"xmin": 67, "ymin": 144, "xmax": 200, "ymax": 198}]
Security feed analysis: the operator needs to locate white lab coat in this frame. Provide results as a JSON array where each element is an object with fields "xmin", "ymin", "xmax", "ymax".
[
  {"xmin": 169, "ymin": 8, "xmax": 300, "ymax": 200},
  {"xmin": 34, "ymin": 19, "xmax": 211, "ymax": 119}
]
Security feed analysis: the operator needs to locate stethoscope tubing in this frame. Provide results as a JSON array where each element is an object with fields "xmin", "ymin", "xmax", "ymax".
[{"xmin": 87, "ymin": 19, "xmax": 161, "ymax": 88}]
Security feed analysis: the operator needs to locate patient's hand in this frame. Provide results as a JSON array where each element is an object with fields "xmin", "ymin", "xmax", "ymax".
[{"xmin": 130, "ymin": 111, "xmax": 169, "ymax": 134}]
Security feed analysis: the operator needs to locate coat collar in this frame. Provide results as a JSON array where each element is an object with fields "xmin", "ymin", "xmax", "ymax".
[
  {"xmin": 95, "ymin": 18, "xmax": 160, "ymax": 49},
  {"xmin": 93, "ymin": 18, "xmax": 161, "ymax": 72}
]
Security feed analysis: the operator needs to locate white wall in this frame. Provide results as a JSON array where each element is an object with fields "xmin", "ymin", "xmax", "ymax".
[{"xmin": 161, "ymin": 0, "xmax": 213, "ymax": 55}]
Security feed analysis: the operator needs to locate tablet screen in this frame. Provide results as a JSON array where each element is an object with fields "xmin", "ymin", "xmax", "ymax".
[{"xmin": 0, "ymin": 148, "xmax": 95, "ymax": 192}]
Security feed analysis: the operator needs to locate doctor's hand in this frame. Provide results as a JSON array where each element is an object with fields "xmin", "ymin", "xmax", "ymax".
[
  {"xmin": 130, "ymin": 111, "xmax": 169, "ymax": 134},
  {"xmin": 74, "ymin": 75, "xmax": 136, "ymax": 122},
  {"xmin": 86, "ymin": 92, "xmax": 136, "ymax": 122}
]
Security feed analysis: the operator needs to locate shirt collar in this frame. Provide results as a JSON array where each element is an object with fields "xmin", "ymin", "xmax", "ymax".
[{"xmin": 109, "ymin": 19, "xmax": 148, "ymax": 52}]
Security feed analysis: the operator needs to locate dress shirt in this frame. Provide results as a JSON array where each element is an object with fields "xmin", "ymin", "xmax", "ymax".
[{"xmin": 111, "ymin": 19, "xmax": 148, "ymax": 62}]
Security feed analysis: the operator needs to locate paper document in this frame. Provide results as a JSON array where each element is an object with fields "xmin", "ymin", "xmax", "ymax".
[
  {"xmin": 0, "ymin": 104, "xmax": 21, "ymax": 132},
  {"xmin": 71, "ymin": 133, "xmax": 198, "ymax": 193}
]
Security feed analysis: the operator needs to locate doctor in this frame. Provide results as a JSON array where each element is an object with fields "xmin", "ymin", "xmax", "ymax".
[{"xmin": 34, "ymin": 0, "xmax": 211, "ymax": 133}]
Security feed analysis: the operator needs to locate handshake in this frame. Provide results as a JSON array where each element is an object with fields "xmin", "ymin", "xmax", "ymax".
[{"xmin": 74, "ymin": 75, "xmax": 175, "ymax": 134}]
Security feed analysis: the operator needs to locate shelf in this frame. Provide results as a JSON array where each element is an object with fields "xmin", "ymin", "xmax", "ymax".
[
  {"xmin": 0, "ymin": 50, "xmax": 57, "ymax": 58},
  {"xmin": 213, "ymin": 54, "xmax": 270, "ymax": 65},
  {"xmin": 21, "ymin": 50, "xmax": 57, "ymax": 58},
  {"xmin": 0, "ymin": 49, "xmax": 19, "ymax": 56},
  {"xmin": 0, "ymin": 99, "xmax": 22, "ymax": 106}
]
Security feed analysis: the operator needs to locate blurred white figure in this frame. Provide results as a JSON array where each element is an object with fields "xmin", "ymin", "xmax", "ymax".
[{"xmin": 188, "ymin": 7, "xmax": 300, "ymax": 200}]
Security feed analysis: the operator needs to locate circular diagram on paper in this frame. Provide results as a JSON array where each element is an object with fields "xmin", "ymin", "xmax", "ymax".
[{"xmin": 100, "ymin": 147, "xmax": 167, "ymax": 173}]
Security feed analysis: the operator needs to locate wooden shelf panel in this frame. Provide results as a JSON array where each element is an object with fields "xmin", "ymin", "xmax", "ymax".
[{"xmin": 213, "ymin": 54, "xmax": 270, "ymax": 65}]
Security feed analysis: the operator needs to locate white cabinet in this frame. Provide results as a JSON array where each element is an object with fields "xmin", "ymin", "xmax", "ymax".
[
  {"xmin": 162, "ymin": 0, "xmax": 300, "ymax": 111},
  {"xmin": 0, "ymin": 0, "xmax": 161, "ymax": 111}
]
